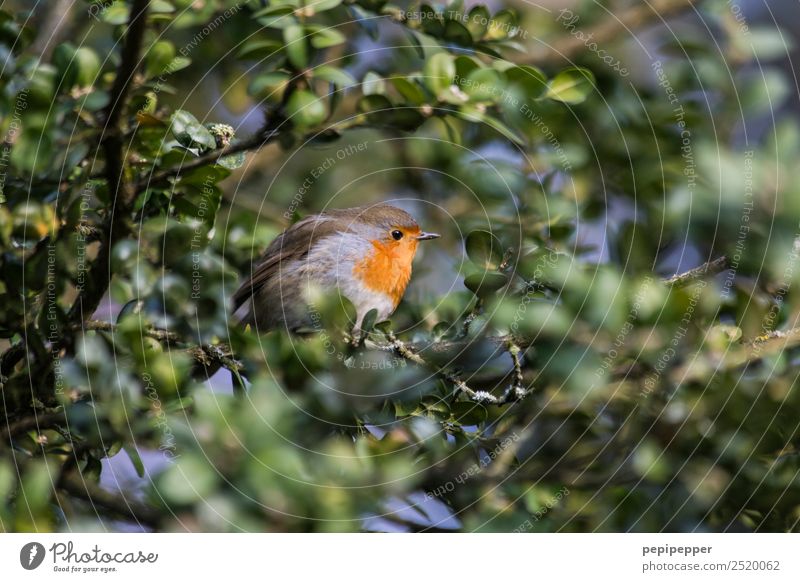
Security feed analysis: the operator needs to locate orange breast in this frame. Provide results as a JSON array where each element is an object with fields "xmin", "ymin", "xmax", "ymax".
[{"xmin": 352, "ymin": 239, "xmax": 417, "ymax": 307}]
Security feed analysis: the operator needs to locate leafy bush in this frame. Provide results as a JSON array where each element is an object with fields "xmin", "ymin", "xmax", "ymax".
[{"xmin": 1, "ymin": 0, "xmax": 799, "ymax": 532}]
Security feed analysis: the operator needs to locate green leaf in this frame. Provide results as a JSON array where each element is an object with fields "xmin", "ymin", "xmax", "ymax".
[
  {"xmin": 474, "ymin": 43, "xmax": 504, "ymax": 59},
  {"xmin": 73, "ymin": 47, "xmax": 101, "ymax": 87},
  {"xmin": 284, "ymin": 24, "xmax": 308, "ymax": 69},
  {"xmin": 313, "ymin": 0, "xmax": 343, "ymax": 11},
  {"xmin": 391, "ymin": 77, "xmax": 426, "ymax": 105},
  {"xmin": 443, "ymin": 19, "xmax": 473, "ymax": 45},
  {"xmin": 309, "ymin": 129, "xmax": 342, "ymax": 144},
  {"xmin": 464, "ymin": 67, "xmax": 503, "ymax": 102},
  {"xmin": 101, "ymin": 1, "xmax": 130, "ymax": 25},
  {"xmin": 358, "ymin": 95, "xmax": 425, "ymax": 131},
  {"xmin": 465, "ymin": 6, "xmax": 490, "ymax": 39},
  {"xmin": 394, "ymin": 400, "xmax": 421, "ymax": 418},
  {"xmin": 454, "ymin": 108, "xmax": 526, "ymax": 145},
  {"xmin": 374, "ymin": 320, "xmax": 393, "ymax": 333},
  {"xmin": 157, "ymin": 454, "xmax": 218, "ymax": 505},
  {"xmin": 25, "ymin": 65, "xmax": 56, "ymax": 106},
  {"xmin": 423, "ymin": 52, "xmax": 455, "ymax": 96},
  {"xmin": 419, "ymin": 4, "xmax": 444, "ymax": 37},
  {"xmin": 248, "ymin": 71, "xmax": 291, "ymax": 100},
  {"xmin": 361, "ymin": 308, "xmax": 378, "ymax": 332},
  {"xmin": 252, "ymin": 4, "xmax": 295, "ymax": 19},
  {"xmin": 741, "ymin": 70, "xmax": 790, "ymax": 115},
  {"xmin": 17, "ymin": 460, "xmax": 56, "ymax": 521},
  {"xmin": 123, "ymin": 443, "xmax": 145, "ymax": 478},
  {"xmin": 362, "ymin": 71, "xmax": 385, "ymax": 95},
  {"xmin": 170, "ymin": 110, "xmax": 217, "ymax": 150},
  {"xmin": 313, "ymin": 65, "xmax": 356, "ymax": 87},
  {"xmin": 464, "ymin": 272, "xmax": 508, "ymax": 297},
  {"xmin": 10, "ymin": 123, "xmax": 52, "ymax": 174},
  {"xmin": 545, "ymin": 67, "xmax": 595, "ymax": 104},
  {"xmin": 437, "ymin": 115, "xmax": 462, "ymax": 145},
  {"xmin": 165, "ymin": 55, "xmax": 191, "ymax": 73},
  {"xmin": 54, "ymin": 44, "xmax": 100, "ymax": 89},
  {"xmin": 150, "ymin": 0, "xmax": 175, "ymax": 14},
  {"xmin": 454, "ymin": 55, "xmax": 481, "ymax": 80},
  {"xmin": 258, "ymin": 15, "xmax": 298, "ymax": 29},
  {"xmin": 465, "ymin": 230, "xmax": 504, "ymax": 269},
  {"xmin": 310, "ymin": 27, "xmax": 346, "ymax": 49},
  {"xmin": 403, "ymin": 28, "xmax": 425, "ymax": 59},
  {"xmin": 505, "ymin": 65, "xmax": 547, "ymax": 99},
  {"xmin": 218, "ymin": 151, "xmax": 246, "ymax": 170},
  {"xmin": 485, "ymin": 9, "xmax": 517, "ymax": 40},
  {"xmin": 381, "ymin": 108, "xmax": 426, "ymax": 131},
  {"xmin": 236, "ymin": 39, "xmax": 283, "ymax": 60},
  {"xmin": 357, "ymin": 93, "xmax": 393, "ymax": 114},
  {"xmin": 450, "ymin": 401, "xmax": 488, "ymax": 424},
  {"xmin": 286, "ymin": 89, "xmax": 328, "ymax": 128},
  {"xmin": 146, "ymin": 40, "xmax": 175, "ymax": 77},
  {"xmin": 747, "ymin": 27, "xmax": 794, "ymax": 59}
]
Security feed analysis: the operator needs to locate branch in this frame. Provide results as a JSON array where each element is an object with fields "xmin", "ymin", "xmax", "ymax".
[
  {"xmin": 187, "ymin": 343, "xmax": 246, "ymax": 393},
  {"xmin": 507, "ymin": 341, "xmax": 526, "ymax": 397},
  {"xmin": 381, "ymin": 329, "xmax": 527, "ymax": 406},
  {"xmin": 2, "ymin": 410, "xmax": 67, "ymax": 443},
  {"xmin": 68, "ymin": 0, "xmax": 150, "ymax": 323},
  {"xmin": 662, "ymin": 256, "xmax": 729, "ymax": 288},
  {"xmin": 0, "ymin": 342, "xmax": 27, "ymax": 384},
  {"xmin": 80, "ymin": 320, "xmax": 244, "ymax": 384},
  {"xmin": 137, "ymin": 130, "xmax": 277, "ymax": 191},
  {"xmin": 721, "ymin": 327, "xmax": 800, "ymax": 370},
  {"xmin": 59, "ymin": 471, "xmax": 162, "ymax": 529},
  {"xmin": 458, "ymin": 298, "xmax": 483, "ymax": 339},
  {"xmin": 104, "ymin": 0, "xmax": 150, "ymax": 133},
  {"xmin": 80, "ymin": 320, "xmax": 181, "ymax": 343},
  {"xmin": 528, "ymin": 0, "xmax": 698, "ymax": 66}
]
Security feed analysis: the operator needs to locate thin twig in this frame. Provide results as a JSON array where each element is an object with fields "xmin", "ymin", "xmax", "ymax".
[
  {"xmin": 748, "ymin": 327, "xmax": 800, "ymax": 347},
  {"xmin": 187, "ymin": 344, "xmax": 247, "ymax": 395},
  {"xmin": 79, "ymin": 320, "xmax": 244, "ymax": 382},
  {"xmin": 2, "ymin": 410, "xmax": 67, "ymax": 442},
  {"xmin": 505, "ymin": 341, "xmax": 527, "ymax": 398},
  {"xmin": 136, "ymin": 129, "xmax": 277, "ymax": 191},
  {"xmin": 80, "ymin": 320, "xmax": 181, "ymax": 343},
  {"xmin": 458, "ymin": 298, "xmax": 483, "ymax": 339},
  {"xmin": 663, "ymin": 256, "xmax": 729, "ymax": 288},
  {"xmin": 382, "ymin": 328, "xmax": 522, "ymax": 405},
  {"xmin": 528, "ymin": 0, "xmax": 699, "ymax": 66}
]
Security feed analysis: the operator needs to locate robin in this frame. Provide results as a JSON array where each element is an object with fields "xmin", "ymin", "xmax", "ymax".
[{"xmin": 232, "ymin": 204, "xmax": 440, "ymax": 332}]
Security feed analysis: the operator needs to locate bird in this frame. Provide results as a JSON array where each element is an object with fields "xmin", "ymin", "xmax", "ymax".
[{"xmin": 232, "ymin": 204, "xmax": 440, "ymax": 333}]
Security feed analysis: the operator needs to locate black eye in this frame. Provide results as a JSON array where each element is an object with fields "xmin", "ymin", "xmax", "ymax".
[{"xmin": 391, "ymin": 230, "xmax": 404, "ymax": 240}]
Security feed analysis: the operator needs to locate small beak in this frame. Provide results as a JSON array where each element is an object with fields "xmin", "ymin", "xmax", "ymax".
[{"xmin": 415, "ymin": 232, "xmax": 441, "ymax": 241}]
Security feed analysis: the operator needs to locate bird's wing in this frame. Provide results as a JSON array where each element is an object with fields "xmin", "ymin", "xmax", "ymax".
[{"xmin": 232, "ymin": 215, "xmax": 345, "ymax": 311}]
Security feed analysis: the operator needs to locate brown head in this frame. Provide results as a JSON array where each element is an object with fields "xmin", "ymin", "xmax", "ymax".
[{"xmin": 332, "ymin": 205, "xmax": 440, "ymax": 308}]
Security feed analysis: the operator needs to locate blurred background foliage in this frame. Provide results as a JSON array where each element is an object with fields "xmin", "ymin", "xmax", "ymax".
[{"xmin": 1, "ymin": 0, "xmax": 800, "ymax": 532}]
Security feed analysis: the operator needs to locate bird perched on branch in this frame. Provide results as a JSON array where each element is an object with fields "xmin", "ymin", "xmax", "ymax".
[{"xmin": 233, "ymin": 204, "xmax": 440, "ymax": 332}]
